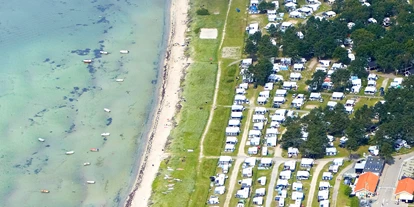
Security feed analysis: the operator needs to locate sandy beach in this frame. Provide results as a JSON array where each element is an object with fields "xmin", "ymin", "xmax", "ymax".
[{"xmin": 125, "ymin": 0, "xmax": 190, "ymax": 206}]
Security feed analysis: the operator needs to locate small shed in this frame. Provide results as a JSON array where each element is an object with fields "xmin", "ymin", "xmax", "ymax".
[
  {"xmin": 266, "ymin": 136, "xmax": 277, "ymax": 147},
  {"xmin": 214, "ymin": 186, "xmax": 226, "ymax": 195}
]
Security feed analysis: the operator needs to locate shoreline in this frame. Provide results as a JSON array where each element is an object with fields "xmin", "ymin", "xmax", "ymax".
[{"xmin": 124, "ymin": 0, "xmax": 190, "ymax": 206}]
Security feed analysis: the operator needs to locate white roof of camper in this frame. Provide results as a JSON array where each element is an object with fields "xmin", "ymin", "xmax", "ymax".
[
  {"xmin": 266, "ymin": 128, "xmax": 278, "ymax": 134},
  {"xmin": 232, "ymin": 105, "xmax": 244, "ymax": 110},
  {"xmin": 319, "ymin": 181, "xmax": 330, "ymax": 188},
  {"xmin": 290, "ymin": 72, "xmax": 302, "ymax": 78},
  {"xmin": 242, "ymin": 178, "xmax": 253, "ymax": 186},
  {"xmin": 253, "ymin": 114, "xmax": 266, "ymax": 120},
  {"xmin": 280, "ymin": 170, "xmax": 292, "ymax": 177},
  {"xmin": 276, "ymin": 89, "xmax": 287, "ymax": 95},
  {"xmin": 261, "ymin": 158, "xmax": 273, "ymax": 164},
  {"xmin": 345, "ymin": 106, "xmax": 353, "ymax": 112},
  {"xmin": 255, "ymin": 107, "xmax": 267, "ymax": 113},
  {"xmin": 332, "ymin": 92, "xmax": 344, "ymax": 98},
  {"xmin": 245, "ymin": 157, "xmax": 257, "ymax": 165},
  {"xmin": 346, "ymin": 99, "xmax": 355, "ymax": 105},
  {"xmin": 277, "ymin": 179, "xmax": 289, "ymax": 186},
  {"xmin": 242, "ymin": 58, "xmax": 253, "ymax": 65},
  {"xmin": 365, "ymin": 86, "xmax": 376, "ymax": 92},
  {"xmin": 226, "ymin": 137, "xmax": 238, "ymax": 143},
  {"xmin": 228, "ymin": 119, "xmax": 241, "ymax": 126},
  {"xmin": 225, "ymin": 144, "xmax": 235, "ymax": 150},
  {"xmin": 231, "ymin": 111, "xmax": 243, "ymax": 118},
  {"xmin": 235, "ymin": 94, "xmax": 246, "ymax": 100},
  {"xmin": 294, "ymin": 63, "xmax": 304, "ymax": 68},
  {"xmin": 310, "ymin": 93, "xmax": 321, "ymax": 98},
  {"xmin": 267, "ymin": 136, "xmax": 277, "ymax": 145},
  {"xmin": 243, "ymin": 167, "xmax": 253, "ymax": 175},
  {"xmin": 327, "ymin": 101, "xmax": 337, "ymax": 107},
  {"xmin": 219, "ymin": 156, "xmax": 232, "ymax": 162},
  {"xmin": 368, "ymin": 80, "xmax": 376, "ymax": 85},
  {"xmin": 253, "ymin": 196, "xmax": 263, "ymax": 204},
  {"xmin": 297, "ymin": 171, "xmax": 310, "ymax": 177},
  {"xmin": 323, "ymin": 172, "xmax": 332, "ymax": 177},
  {"xmin": 318, "ymin": 190, "xmax": 329, "ymax": 198},
  {"xmin": 249, "ymin": 130, "xmax": 261, "ymax": 136},
  {"xmin": 292, "ymin": 191, "xmax": 304, "ymax": 200},
  {"xmin": 253, "ymin": 122, "xmax": 264, "ymax": 130},
  {"xmin": 301, "ymin": 158, "xmax": 314, "ymax": 165},
  {"xmin": 274, "ymin": 96, "xmax": 286, "ymax": 102},
  {"xmin": 226, "ymin": 127, "xmax": 240, "ymax": 133}
]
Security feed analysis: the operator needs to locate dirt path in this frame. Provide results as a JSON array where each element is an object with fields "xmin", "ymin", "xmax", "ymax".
[
  {"xmin": 223, "ymin": 159, "xmax": 242, "ymax": 207},
  {"xmin": 265, "ymin": 161, "xmax": 282, "ymax": 207},
  {"xmin": 381, "ymin": 78, "xmax": 389, "ymax": 89},
  {"xmin": 306, "ymin": 160, "xmax": 330, "ymax": 207},
  {"xmin": 307, "ymin": 57, "xmax": 318, "ymax": 70},
  {"xmin": 332, "ymin": 162, "xmax": 354, "ymax": 207}
]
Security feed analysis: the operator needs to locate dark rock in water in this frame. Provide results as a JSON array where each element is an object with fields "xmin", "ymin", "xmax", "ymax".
[
  {"xmin": 34, "ymin": 168, "xmax": 41, "ymax": 174},
  {"xmin": 106, "ymin": 118, "xmax": 112, "ymax": 126},
  {"xmin": 25, "ymin": 158, "xmax": 33, "ymax": 167},
  {"xmin": 82, "ymin": 88, "xmax": 89, "ymax": 93},
  {"xmin": 66, "ymin": 124, "xmax": 76, "ymax": 133},
  {"xmin": 68, "ymin": 98, "xmax": 74, "ymax": 102},
  {"xmin": 74, "ymin": 87, "xmax": 79, "ymax": 91},
  {"xmin": 45, "ymin": 145, "xmax": 50, "ymax": 147},
  {"xmin": 151, "ymin": 80, "xmax": 157, "ymax": 84},
  {"xmin": 96, "ymin": 17, "xmax": 110, "ymax": 24},
  {"xmin": 71, "ymin": 48, "xmax": 91, "ymax": 56},
  {"xmin": 43, "ymin": 58, "xmax": 50, "ymax": 62},
  {"xmin": 32, "ymin": 152, "xmax": 38, "ymax": 155},
  {"xmin": 45, "ymin": 158, "xmax": 48, "ymax": 161},
  {"xmin": 93, "ymin": 49, "xmax": 102, "ymax": 58},
  {"xmin": 56, "ymin": 64, "xmax": 61, "ymax": 67},
  {"xmin": 63, "ymin": 96, "xmax": 67, "ymax": 100},
  {"xmin": 87, "ymin": 64, "xmax": 96, "ymax": 74},
  {"xmin": 14, "ymin": 164, "xmax": 21, "ymax": 168},
  {"xmin": 99, "ymin": 40, "xmax": 104, "ymax": 44},
  {"xmin": 103, "ymin": 137, "xmax": 107, "ymax": 141},
  {"xmin": 96, "ymin": 4, "xmax": 114, "ymax": 12}
]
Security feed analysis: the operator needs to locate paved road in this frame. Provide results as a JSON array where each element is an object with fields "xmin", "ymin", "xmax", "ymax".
[
  {"xmin": 373, "ymin": 153, "xmax": 414, "ymax": 207},
  {"xmin": 307, "ymin": 160, "xmax": 330, "ymax": 207},
  {"xmin": 332, "ymin": 161, "xmax": 355, "ymax": 207}
]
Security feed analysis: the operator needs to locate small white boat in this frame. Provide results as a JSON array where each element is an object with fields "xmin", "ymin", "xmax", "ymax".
[
  {"xmin": 40, "ymin": 189, "xmax": 50, "ymax": 193},
  {"xmin": 66, "ymin": 151, "xmax": 75, "ymax": 155},
  {"xmin": 83, "ymin": 162, "xmax": 91, "ymax": 166},
  {"xmin": 120, "ymin": 50, "xmax": 129, "ymax": 54},
  {"xmin": 100, "ymin": 51, "xmax": 109, "ymax": 55},
  {"xmin": 103, "ymin": 108, "xmax": 111, "ymax": 113},
  {"xmin": 38, "ymin": 138, "xmax": 45, "ymax": 142},
  {"xmin": 115, "ymin": 78, "xmax": 124, "ymax": 82},
  {"xmin": 83, "ymin": 59, "xmax": 92, "ymax": 63},
  {"xmin": 101, "ymin": 133, "xmax": 110, "ymax": 136},
  {"xmin": 86, "ymin": 181, "xmax": 96, "ymax": 184}
]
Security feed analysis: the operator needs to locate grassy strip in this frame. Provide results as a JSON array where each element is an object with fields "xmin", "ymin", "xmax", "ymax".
[{"xmin": 149, "ymin": 0, "xmax": 228, "ymax": 205}]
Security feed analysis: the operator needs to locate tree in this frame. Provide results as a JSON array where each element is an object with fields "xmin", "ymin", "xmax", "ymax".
[
  {"xmin": 324, "ymin": 104, "xmax": 350, "ymax": 136},
  {"xmin": 331, "ymin": 69, "xmax": 351, "ymax": 91},
  {"xmin": 351, "ymin": 29, "xmax": 375, "ymax": 48},
  {"xmin": 245, "ymin": 39, "xmax": 257, "ymax": 57},
  {"xmin": 196, "ymin": 8, "xmax": 209, "ymax": 15},
  {"xmin": 345, "ymin": 121, "xmax": 366, "ymax": 151},
  {"xmin": 258, "ymin": 1, "xmax": 275, "ymax": 12},
  {"xmin": 258, "ymin": 35, "xmax": 278, "ymax": 58},
  {"xmin": 281, "ymin": 124, "xmax": 303, "ymax": 149},
  {"xmin": 267, "ymin": 24, "xmax": 278, "ymax": 38},
  {"xmin": 248, "ymin": 59, "xmax": 273, "ymax": 86},
  {"xmin": 380, "ymin": 142, "xmax": 394, "ymax": 161},
  {"xmin": 348, "ymin": 57, "xmax": 368, "ymax": 78},
  {"xmin": 333, "ymin": 47, "xmax": 351, "ymax": 65},
  {"xmin": 305, "ymin": 71, "xmax": 327, "ymax": 92},
  {"xmin": 344, "ymin": 185, "xmax": 353, "ymax": 196}
]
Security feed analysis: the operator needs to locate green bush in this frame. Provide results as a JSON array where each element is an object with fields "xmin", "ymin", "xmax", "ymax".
[{"xmin": 196, "ymin": 8, "xmax": 210, "ymax": 15}]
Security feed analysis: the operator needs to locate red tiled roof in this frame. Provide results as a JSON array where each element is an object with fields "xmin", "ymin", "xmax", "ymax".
[
  {"xmin": 395, "ymin": 178, "xmax": 414, "ymax": 195},
  {"xmin": 355, "ymin": 172, "xmax": 379, "ymax": 193}
]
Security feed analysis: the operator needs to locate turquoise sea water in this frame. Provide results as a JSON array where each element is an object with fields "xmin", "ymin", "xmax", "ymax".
[{"xmin": 0, "ymin": 0, "xmax": 168, "ymax": 206}]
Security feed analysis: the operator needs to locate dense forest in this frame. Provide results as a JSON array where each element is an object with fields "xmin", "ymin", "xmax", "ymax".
[
  {"xmin": 281, "ymin": 0, "xmax": 414, "ymax": 73},
  {"xmin": 280, "ymin": 76, "xmax": 414, "ymax": 159}
]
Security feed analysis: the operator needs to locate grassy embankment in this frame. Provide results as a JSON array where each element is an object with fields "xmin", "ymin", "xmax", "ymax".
[{"xmin": 150, "ymin": 0, "xmax": 228, "ymax": 206}]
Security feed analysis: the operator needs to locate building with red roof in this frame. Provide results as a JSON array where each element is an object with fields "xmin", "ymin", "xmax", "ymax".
[
  {"xmin": 354, "ymin": 172, "xmax": 379, "ymax": 198},
  {"xmin": 395, "ymin": 178, "xmax": 414, "ymax": 203}
]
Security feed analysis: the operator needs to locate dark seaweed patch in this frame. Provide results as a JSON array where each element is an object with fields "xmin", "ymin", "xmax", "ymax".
[
  {"xmin": 65, "ymin": 124, "xmax": 76, "ymax": 133},
  {"xmin": 68, "ymin": 98, "xmax": 74, "ymax": 102},
  {"xmin": 43, "ymin": 58, "xmax": 50, "ymax": 62},
  {"xmin": 96, "ymin": 17, "xmax": 110, "ymax": 24},
  {"xmin": 106, "ymin": 118, "xmax": 112, "ymax": 126},
  {"xmin": 73, "ymin": 87, "xmax": 79, "ymax": 91},
  {"xmin": 56, "ymin": 64, "xmax": 61, "ymax": 67},
  {"xmin": 96, "ymin": 4, "xmax": 114, "ymax": 12},
  {"xmin": 71, "ymin": 48, "xmax": 91, "ymax": 56},
  {"xmin": 63, "ymin": 96, "xmax": 67, "ymax": 100},
  {"xmin": 99, "ymin": 40, "xmax": 104, "ymax": 44},
  {"xmin": 34, "ymin": 168, "xmax": 42, "ymax": 174},
  {"xmin": 25, "ymin": 158, "xmax": 33, "ymax": 167},
  {"xmin": 87, "ymin": 64, "xmax": 96, "ymax": 74},
  {"xmin": 46, "ymin": 145, "xmax": 50, "ymax": 148}
]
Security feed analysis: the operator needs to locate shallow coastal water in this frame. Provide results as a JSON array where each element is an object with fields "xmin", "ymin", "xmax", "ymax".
[{"xmin": 0, "ymin": 0, "xmax": 167, "ymax": 206}]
